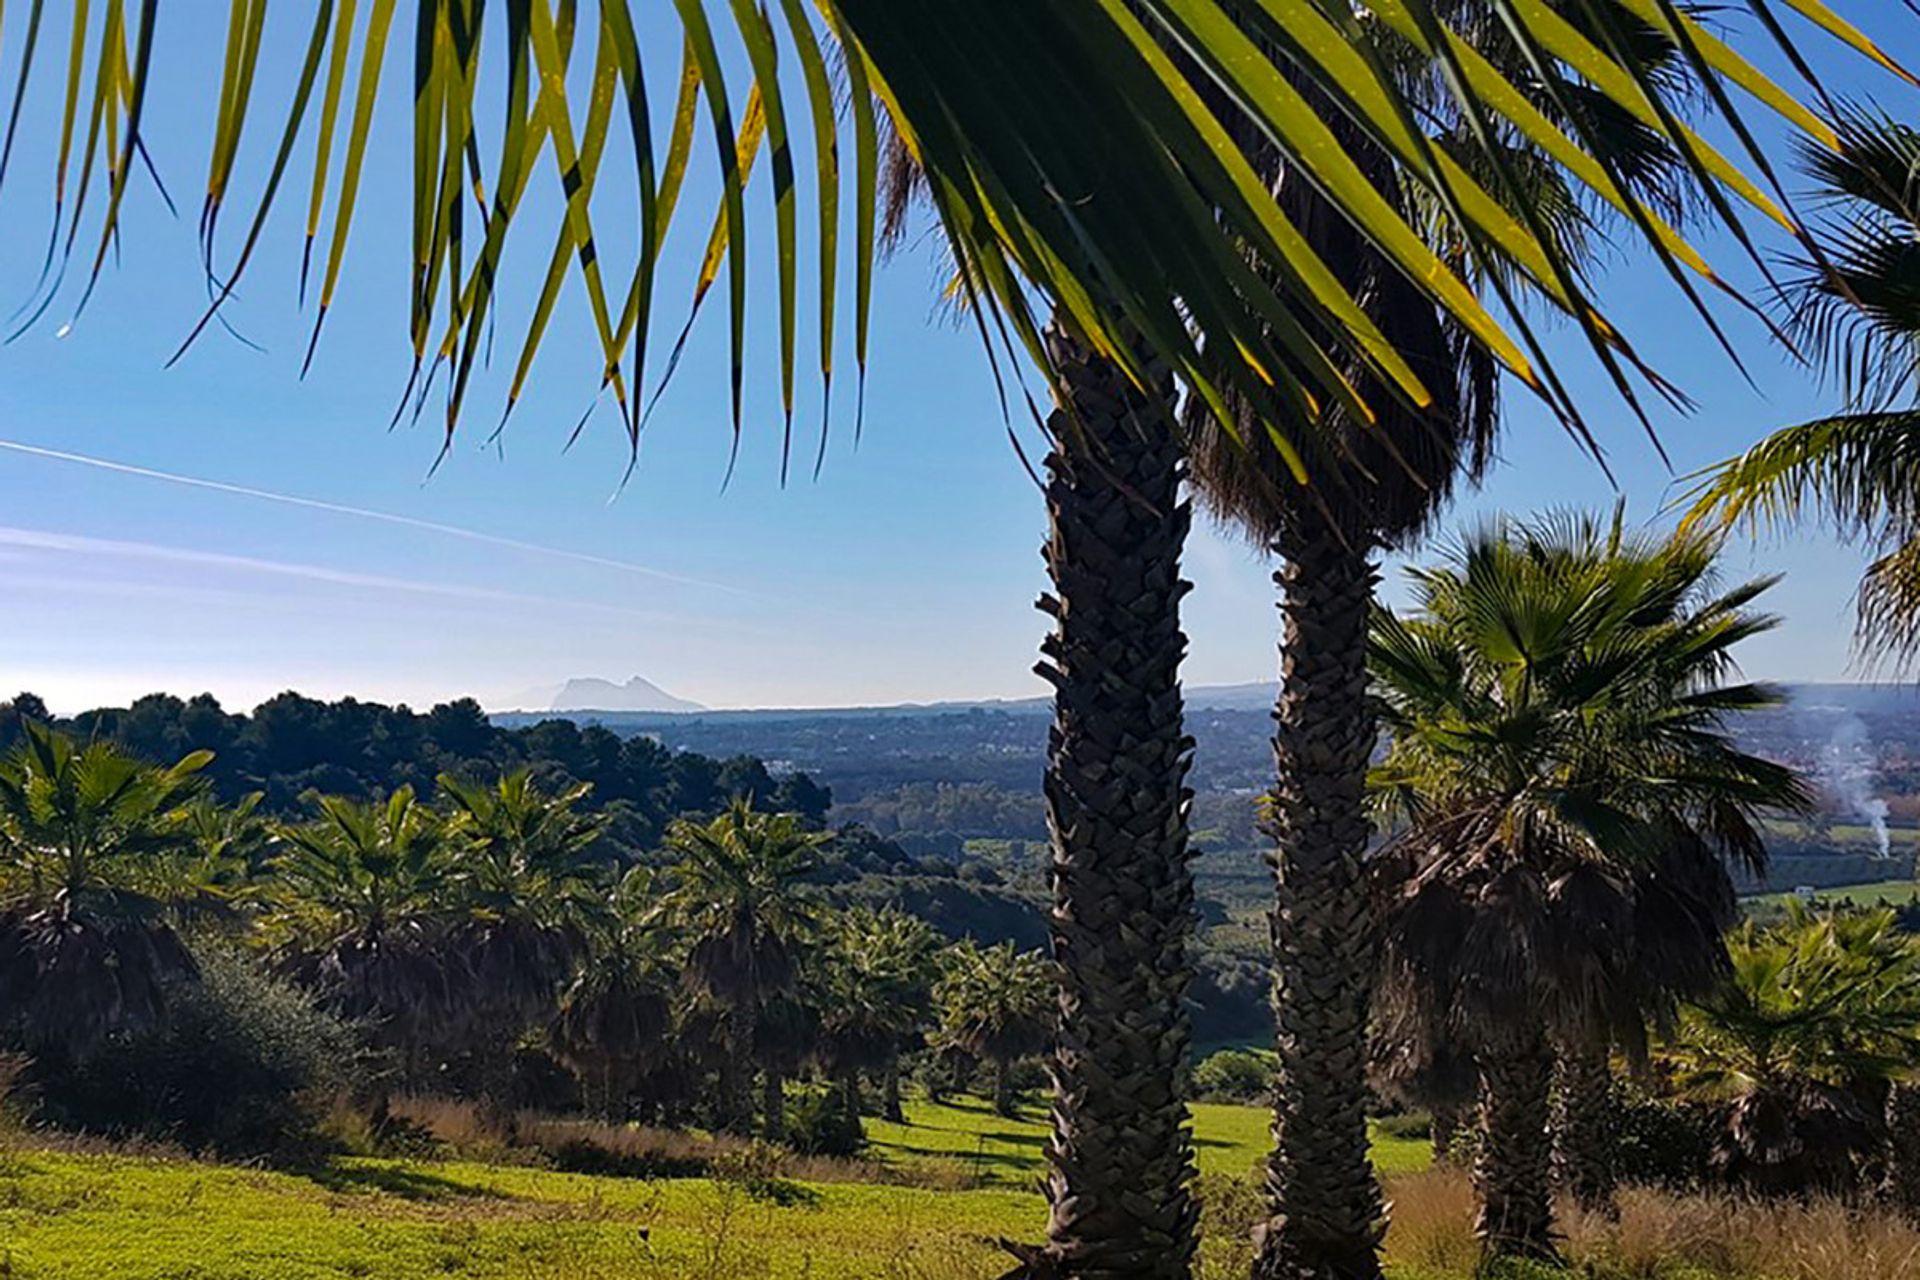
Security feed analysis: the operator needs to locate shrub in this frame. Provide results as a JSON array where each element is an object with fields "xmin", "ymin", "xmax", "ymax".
[
  {"xmin": 786, "ymin": 1084, "xmax": 867, "ymax": 1157},
  {"xmin": 1610, "ymin": 1081, "xmax": 1717, "ymax": 1191},
  {"xmin": 37, "ymin": 947, "xmax": 361, "ymax": 1159},
  {"xmin": 1194, "ymin": 1049, "xmax": 1271, "ymax": 1103},
  {"xmin": 1373, "ymin": 1110, "xmax": 1432, "ymax": 1142}
]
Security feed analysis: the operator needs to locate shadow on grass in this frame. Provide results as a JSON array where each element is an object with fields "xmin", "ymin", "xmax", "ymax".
[
  {"xmin": 296, "ymin": 1162, "xmax": 514, "ymax": 1202},
  {"xmin": 874, "ymin": 1140, "xmax": 1037, "ymax": 1172}
]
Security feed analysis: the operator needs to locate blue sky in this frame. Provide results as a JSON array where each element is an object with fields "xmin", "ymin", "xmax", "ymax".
[{"xmin": 0, "ymin": 6, "xmax": 1912, "ymax": 714}]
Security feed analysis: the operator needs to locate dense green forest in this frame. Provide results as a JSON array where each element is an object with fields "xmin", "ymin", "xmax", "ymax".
[
  {"xmin": 0, "ymin": 691, "xmax": 1270, "ymax": 1048},
  {"xmin": 2, "ymin": 691, "xmax": 830, "ymax": 841}
]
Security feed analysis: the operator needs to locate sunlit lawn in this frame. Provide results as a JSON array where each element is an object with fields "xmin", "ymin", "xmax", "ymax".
[
  {"xmin": 0, "ymin": 1097, "xmax": 1429, "ymax": 1280},
  {"xmin": 865, "ymin": 1094, "xmax": 1430, "ymax": 1184}
]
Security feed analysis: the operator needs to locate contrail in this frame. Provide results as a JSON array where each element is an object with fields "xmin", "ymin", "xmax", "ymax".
[
  {"xmin": 0, "ymin": 437, "xmax": 742, "ymax": 594},
  {"xmin": 0, "ymin": 525, "xmax": 704, "ymax": 623}
]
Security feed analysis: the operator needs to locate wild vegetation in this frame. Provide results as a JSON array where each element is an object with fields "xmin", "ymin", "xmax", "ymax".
[
  {"xmin": 11, "ymin": 520, "xmax": 1920, "ymax": 1279},
  {"xmin": 0, "ymin": 1, "xmax": 1915, "ymax": 1279}
]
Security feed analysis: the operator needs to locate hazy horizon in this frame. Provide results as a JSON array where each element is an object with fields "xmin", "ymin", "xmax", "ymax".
[{"xmin": 0, "ymin": 9, "xmax": 1905, "ymax": 719}]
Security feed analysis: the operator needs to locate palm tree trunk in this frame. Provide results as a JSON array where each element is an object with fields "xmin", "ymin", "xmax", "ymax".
[
  {"xmin": 720, "ymin": 1051, "xmax": 753, "ymax": 1136},
  {"xmin": 1887, "ymin": 1082, "xmax": 1920, "ymax": 1220},
  {"xmin": 1553, "ymin": 1044, "xmax": 1617, "ymax": 1217},
  {"xmin": 478, "ymin": 1044, "xmax": 520, "ymax": 1141},
  {"xmin": 1476, "ymin": 1024, "xmax": 1559, "ymax": 1262},
  {"xmin": 1430, "ymin": 1105, "xmax": 1462, "ymax": 1168},
  {"xmin": 762, "ymin": 1069, "xmax": 786, "ymax": 1144},
  {"xmin": 1254, "ymin": 524, "xmax": 1385, "ymax": 1280},
  {"xmin": 1037, "ymin": 324, "xmax": 1200, "ymax": 1280},
  {"xmin": 882, "ymin": 1057, "xmax": 905, "ymax": 1123},
  {"xmin": 994, "ymin": 1055, "xmax": 1018, "ymax": 1119},
  {"xmin": 840, "ymin": 1067, "xmax": 864, "ymax": 1128}
]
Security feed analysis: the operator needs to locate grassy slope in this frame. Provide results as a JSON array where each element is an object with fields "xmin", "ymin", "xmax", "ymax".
[
  {"xmin": 866, "ymin": 1095, "xmax": 1430, "ymax": 1183},
  {"xmin": 1746, "ymin": 880, "xmax": 1920, "ymax": 912},
  {"xmin": 0, "ymin": 1099, "xmax": 1429, "ymax": 1280}
]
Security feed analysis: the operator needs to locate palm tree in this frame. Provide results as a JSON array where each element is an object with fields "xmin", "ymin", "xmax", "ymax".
[
  {"xmin": 168, "ymin": 791, "xmax": 278, "ymax": 927},
  {"xmin": 551, "ymin": 865, "xmax": 676, "ymax": 1119},
  {"xmin": 439, "ymin": 771, "xmax": 612, "ymax": 1074},
  {"xmin": 1368, "ymin": 512, "xmax": 1811, "ymax": 1258},
  {"xmin": 0, "ymin": 8, "xmax": 1884, "ymax": 1275},
  {"xmin": 0, "ymin": 724, "xmax": 210, "ymax": 1060},
  {"xmin": 1665, "ymin": 907, "xmax": 1920, "ymax": 1197},
  {"xmin": 934, "ymin": 939, "xmax": 1051, "ymax": 1119},
  {"xmin": 1188, "ymin": 13, "xmax": 1707, "ymax": 1270},
  {"xmin": 812, "ymin": 906, "xmax": 939, "ymax": 1130},
  {"xmin": 268, "ymin": 787, "xmax": 461, "ymax": 1098},
  {"xmin": 1688, "ymin": 114, "xmax": 1920, "ymax": 667},
  {"xmin": 661, "ymin": 800, "xmax": 826, "ymax": 1139},
  {"xmin": 0, "ymin": 3, "xmax": 1855, "ymax": 459},
  {"xmin": 879, "ymin": 127, "xmax": 1207, "ymax": 1267}
]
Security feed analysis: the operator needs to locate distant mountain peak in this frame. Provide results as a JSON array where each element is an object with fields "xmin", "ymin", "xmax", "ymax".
[{"xmin": 499, "ymin": 676, "xmax": 704, "ymax": 714}]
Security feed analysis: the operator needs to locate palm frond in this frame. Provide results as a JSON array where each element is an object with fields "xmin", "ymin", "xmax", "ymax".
[{"xmin": 0, "ymin": 1, "xmax": 1902, "ymax": 480}]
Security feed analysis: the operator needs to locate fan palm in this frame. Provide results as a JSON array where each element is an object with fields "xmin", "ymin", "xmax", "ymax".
[
  {"xmin": 1368, "ymin": 511, "xmax": 1811, "ymax": 1258},
  {"xmin": 551, "ymin": 864, "xmax": 676, "ymax": 1119},
  {"xmin": 268, "ymin": 787, "xmax": 461, "ymax": 1084},
  {"xmin": 1665, "ymin": 906, "xmax": 1920, "ymax": 1197},
  {"xmin": 0, "ymin": 3, "xmax": 1878, "ymax": 460},
  {"xmin": 934, "ymin": 939, "xmax": 1052, "ymax": 1120},
  {"xmin": 0, "ymin": 724, "xmax": 210, "ymax": 1060},
  {"xmin": 1687, "ymin": 113, "xmax": 1920, "ymax": 668},
  {"xmin": 661, "ymin": 799, "xmax": 826, "ymax": 1138},
  {"xmin": 811, "ymin": 906, "xmax": 939, "ymax": 1129},
  {"xmin": 1186, "ymin": 12, "xmax": 1721, "ymax": 1273},
  {"xmin": 440, "ymin": 771, "xmax": 612, "ymax": 1046},
  {"xmin": 166, "ymin": 791, "xmax": 278, "ymax": 927}
]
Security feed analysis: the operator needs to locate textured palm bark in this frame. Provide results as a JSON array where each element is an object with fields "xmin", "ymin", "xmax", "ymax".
[
  {"xmin": 1887, "ymin": 1083, "xmax": 1920, "ymax": 1220},
  {"xmin": 763, "ymin": 1069, "xmax": 786, "ymax": 1143},
  {"xmin": 995, "ymin": 1055, "xmax": 1019, "ymax": 1119},
  {"xmin": 883, "ymin": 1059, "xmax": 905, "ymax": 1123},
  {"xmin": 1036, "ymin": 326, "xmax": 1200, "ymax": 1280},
  {"xmin": 839, "ymin": 1068, "xmax": 865, "ymax": 1128},
  {"xmin": 1476, "ymin": 1026, "xmax": 1559, "ymax": 1261},
  {"xmin": 1553, "ymin": 1046, "xmax": 1617, "ymax": 1216},
  {"xmin": 1430, "ymin": 1105, "xmax": 1463, "ymax": 1168},
  {"xmin": 720, "ymin": 1047, "xmax": 754, "ymax": 1136},
  {"xmin": 1254, "ymin": 527, "xmax": 1385, "ymax": 1280}
]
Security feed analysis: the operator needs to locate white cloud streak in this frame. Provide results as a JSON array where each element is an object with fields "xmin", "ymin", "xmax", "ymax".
[
  {"xmin": 0, "ymin": 436, "xmax": 745, "ymax": 594},
  {"xmin": 0, "ymin": 525, "xmax": 698, "ymax": 623}
]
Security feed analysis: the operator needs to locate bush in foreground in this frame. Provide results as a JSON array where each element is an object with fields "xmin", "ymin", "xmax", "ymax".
[{"xmin": 37, "ymin": 947, "xmax": 361, "ymax": 1159}]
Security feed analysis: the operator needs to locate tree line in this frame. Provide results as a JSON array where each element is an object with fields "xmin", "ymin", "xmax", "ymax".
[
  {"xmin": 0, "ymin": 735, "xmax": 1054, "ymax": 1156},
  {"xmin": 0, "ymin": 691, "xmax": 831, "ymax": 845},
  {"xmin": 0, "ymin": 3, "xmax": 1911, "ymax": 1277}
]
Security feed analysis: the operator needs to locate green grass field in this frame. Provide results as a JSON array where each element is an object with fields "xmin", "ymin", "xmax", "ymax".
[
  {"xmin": 1745, "ymin": 880, "xmax": 1920, "ymax": 913},
  {"xmin": 866, "ymin": 1095, "xmax": 1429, "ymax": 1183},
  {"xmin": 0, "ymin": 1098, "xmax": 1430, "ymax": 1279}
]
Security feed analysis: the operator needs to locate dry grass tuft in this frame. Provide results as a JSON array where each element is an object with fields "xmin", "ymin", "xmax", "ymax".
[
  {"xmin": 1376, "ymin": 1165, "xmax": 1920, "ymax": 1280},
  {"xmin": 1383, "ymin": 1167, "xmax": 1483, "ymax": 1277},
  {"xmin": 1567, "ymin": 1184, "xmax": 1920, "ymax": 1280},
  {"xmin": 387, "ymin": 1095, "xmax": 974, "ymax": 1191}
]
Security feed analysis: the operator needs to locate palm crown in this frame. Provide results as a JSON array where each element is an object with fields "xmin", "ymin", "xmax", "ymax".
[
  {"xmin": 1688, "ymin": 114, "xmax": 1920, "ymax": 667},
  {"xmin": 0, "ymin": 723, "xmax": 211, "ymax": 905},
  {"xmin": 1371, "ymin": 510, "xmax": 1812, "ymax": 1045},
  {"xmin": 1665, "ymin": 905, "xmax": 1920, "ymax": 1192},
  {"xmin": 273, "ymin": 787, "xmax": 453, "ymax": 942},
  {"xmin": 663, "ymin": 799, "xmax": 825, "ymax": 1009},
  {"xmin": 1368, "ymin": 509, "xmax": 1813, "ymax": 1254},
  {"xmin": 0, "ymin": 724, "xmax": 212, "ymax": 1057}
]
